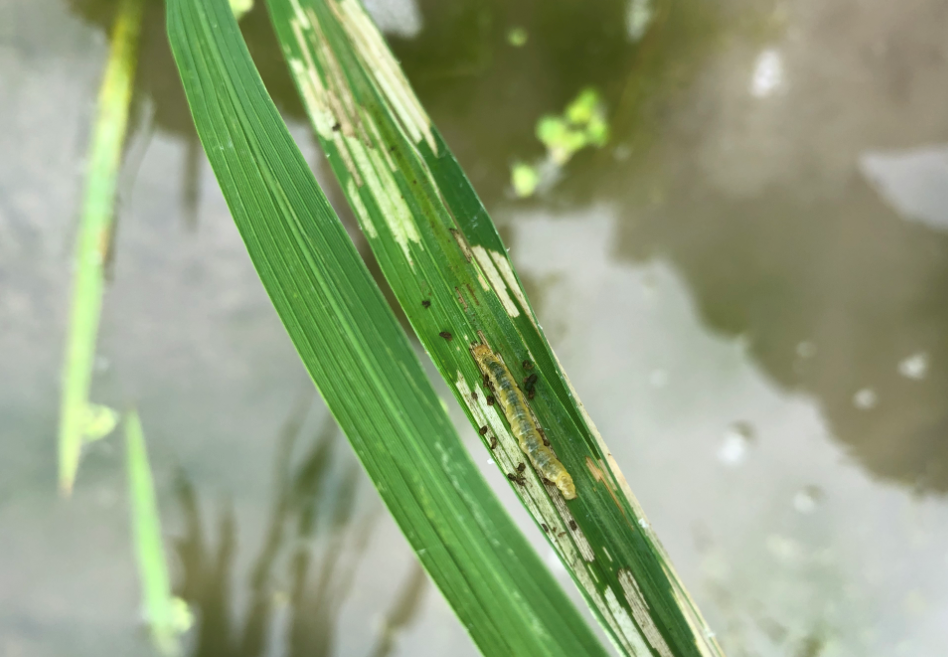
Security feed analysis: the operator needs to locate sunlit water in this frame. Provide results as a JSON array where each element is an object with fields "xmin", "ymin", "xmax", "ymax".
[{"xmin": 2, "ymin": 0, "xmax": 947, "ymax": 655}]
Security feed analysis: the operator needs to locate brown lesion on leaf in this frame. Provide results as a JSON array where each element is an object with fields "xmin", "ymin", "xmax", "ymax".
[
  {"xmin": 586, "ymin": 456, "xmax": 631, "ymax": 524},
  {"xmin": 455, "ymin": 287, "xmax": 468, "ymax": 311},
  {"xmin": 97, "ymin": 226, "xmax": 113, "ymax": 263},
  {"xmin": 464, "ymin": 283, "xmax": 480, "ymax": 306}
]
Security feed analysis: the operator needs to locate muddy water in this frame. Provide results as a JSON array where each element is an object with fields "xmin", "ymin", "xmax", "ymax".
[{"xmin": 2, "ymin": 0, "xmax": 947, "ymax": 655}]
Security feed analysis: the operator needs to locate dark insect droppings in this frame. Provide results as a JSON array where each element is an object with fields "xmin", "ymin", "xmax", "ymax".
[
  {"xmin": 542, "ymin": 477, "xmax": 554, "ymax": 486},
  {"xmin": 506, "ymin": 473, "xmax": 525, "ymax": 486},
  {"xmin": 421, "ymin": 299, "xmax": 431, "ymax": 308},
  {"xmin": 439, "ymin": 331, "xmax": 453, "ymax": 341},
  {"xmin": 516, "ymin": 462, "xmax": 526, "ymax": 473},
  {"xmin": 479, "ymin": 426, "xmax": 488, "ymax": 435},
  {"xmin": 486, "ymin": 395, "xmax": 495, "ymax": 406},
  {"xmin": 331, "ymin": 122, "xmax": 341, "ymax": 132},
  {"xmin": 523, "ymin": 373, "xmax": 538, "ymax": 390},
  {"xmin": 489, "ymin": 436, "xmax": 498, "ymax": 449},
  {"xmin": 541, "ymin": 523, "xmax": 549, "ymax": 533},
  {"xmin": 523, "ymin": 360, "xmax": 534, "ymax": 370},
  {"xmin": 527, "ymin": 390, "xmax": 535, "ymax": 400},
  {"xmin": 569, "ymin": 520, "xmax": 578, "ymax": 531}
]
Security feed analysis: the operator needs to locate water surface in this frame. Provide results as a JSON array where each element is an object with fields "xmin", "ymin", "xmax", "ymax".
[{"xmin": 2, "ymin": 0, "xmax": 947, "ymax": 655}]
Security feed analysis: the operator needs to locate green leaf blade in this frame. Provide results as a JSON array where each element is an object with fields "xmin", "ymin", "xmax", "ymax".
[
  {"xmin": 265, "ymin": 1, "xmax": 726, "ymax": 655},
  {"xmin": 166, "ymin": 0, "xmax": 609, "ymax": 654}
]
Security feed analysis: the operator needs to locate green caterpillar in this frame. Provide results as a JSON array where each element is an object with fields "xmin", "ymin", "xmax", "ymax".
[{"xmin": 472, "ymin": 344, "xmax": 576, "ymax": 500}]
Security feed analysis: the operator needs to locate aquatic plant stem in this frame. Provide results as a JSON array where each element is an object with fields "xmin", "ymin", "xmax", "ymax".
[
  {"xmin": 126, "ymin": 410, "xmax": 190, "ymax": 655},
  {"xmin": 59, "ymin": 0, "xmax": 144, "ymax": 495}
]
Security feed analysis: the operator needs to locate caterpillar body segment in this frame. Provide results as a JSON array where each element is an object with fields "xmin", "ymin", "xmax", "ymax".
[{"xmin": 471, "ymin": 343, "xmax": 577, "ymax": 500}]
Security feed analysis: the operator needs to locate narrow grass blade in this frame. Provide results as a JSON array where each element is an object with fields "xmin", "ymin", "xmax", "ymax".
[
  {"xmin": 266, "ymin": 1, "xmax": 725, "ymax": 655},
  {"xmin": 165, "ymin": 0, "xmax": 609, "ymax": 654},
  {"xmin": 125, "ymin": 410, "xmax": 192, "ymax": 655},
  {"xmin": 59, "ymin": 0, "xmax": 144, "ymax": 495}
]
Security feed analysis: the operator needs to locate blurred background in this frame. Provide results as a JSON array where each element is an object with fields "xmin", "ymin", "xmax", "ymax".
[{"xmin": 2, "ymin": 0, "xmax": 948, "ymax": 654}]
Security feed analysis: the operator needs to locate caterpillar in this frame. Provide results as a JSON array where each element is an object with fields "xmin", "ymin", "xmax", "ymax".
[{"xmin": 471, "ymin": 343, "xmax": 577, "ymax": 500}]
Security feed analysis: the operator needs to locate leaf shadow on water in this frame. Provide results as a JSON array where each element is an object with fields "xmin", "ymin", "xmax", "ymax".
[{"xmin": 171, "ymin": 393, "xmax": 428, "ymax": 657}]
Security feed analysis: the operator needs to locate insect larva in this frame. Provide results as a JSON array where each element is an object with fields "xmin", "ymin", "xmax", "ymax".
[
  {"xmin": 421, "ymin": 299, "xmax": 431, "ymax": 308},
  {"xmin": 471, "ymin": 343, "xmax": 577, "ymax": 500}
]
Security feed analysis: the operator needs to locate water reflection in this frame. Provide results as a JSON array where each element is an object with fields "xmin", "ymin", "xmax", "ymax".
[{"xmin": 173, "ymin": 395, "xmax": 427, "ymax": 656}]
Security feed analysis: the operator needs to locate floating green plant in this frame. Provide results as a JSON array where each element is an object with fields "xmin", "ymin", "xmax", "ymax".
[{"xmin": 512, "ymin": 87, "xmax": 610, "ymax": 197}]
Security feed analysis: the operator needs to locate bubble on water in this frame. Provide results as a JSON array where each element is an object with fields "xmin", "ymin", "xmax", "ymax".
[
  {"xmin": 853, "ymin": 388, "xmax": 878, "ymax": 410},
  {"xmin": 486, "ymin": 458, "xmax": 494, "ymax": 466},
  {"xmin": 626, "ymin": 0, "xmax": 654, "ymax": 42},
  {"xmin": 718, "ymin": 422, "xmax": 755, "ymax": 466},
  {"xmin": 898, "ymin": 352, "xmax": 929, "ymax": 380},
  {"xmin": 796, "ymin": 341, "xmax": 817, "ymax": 359},
  {"xmin": 793, "ymin": 485, "xmax": 824, "ymax": 514},
  {"xmin": 750, "ymin": 48, "xmax": 786, "ymax": 98}
]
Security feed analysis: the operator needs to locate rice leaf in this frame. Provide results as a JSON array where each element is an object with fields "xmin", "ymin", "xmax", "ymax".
[
  {"xmin": 266, "ymin": 1, "xmax": 725, "ymax": 654},
  {"xmin": 165, "ymin": 0, "xmax": 610, "ymax": 653}
]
